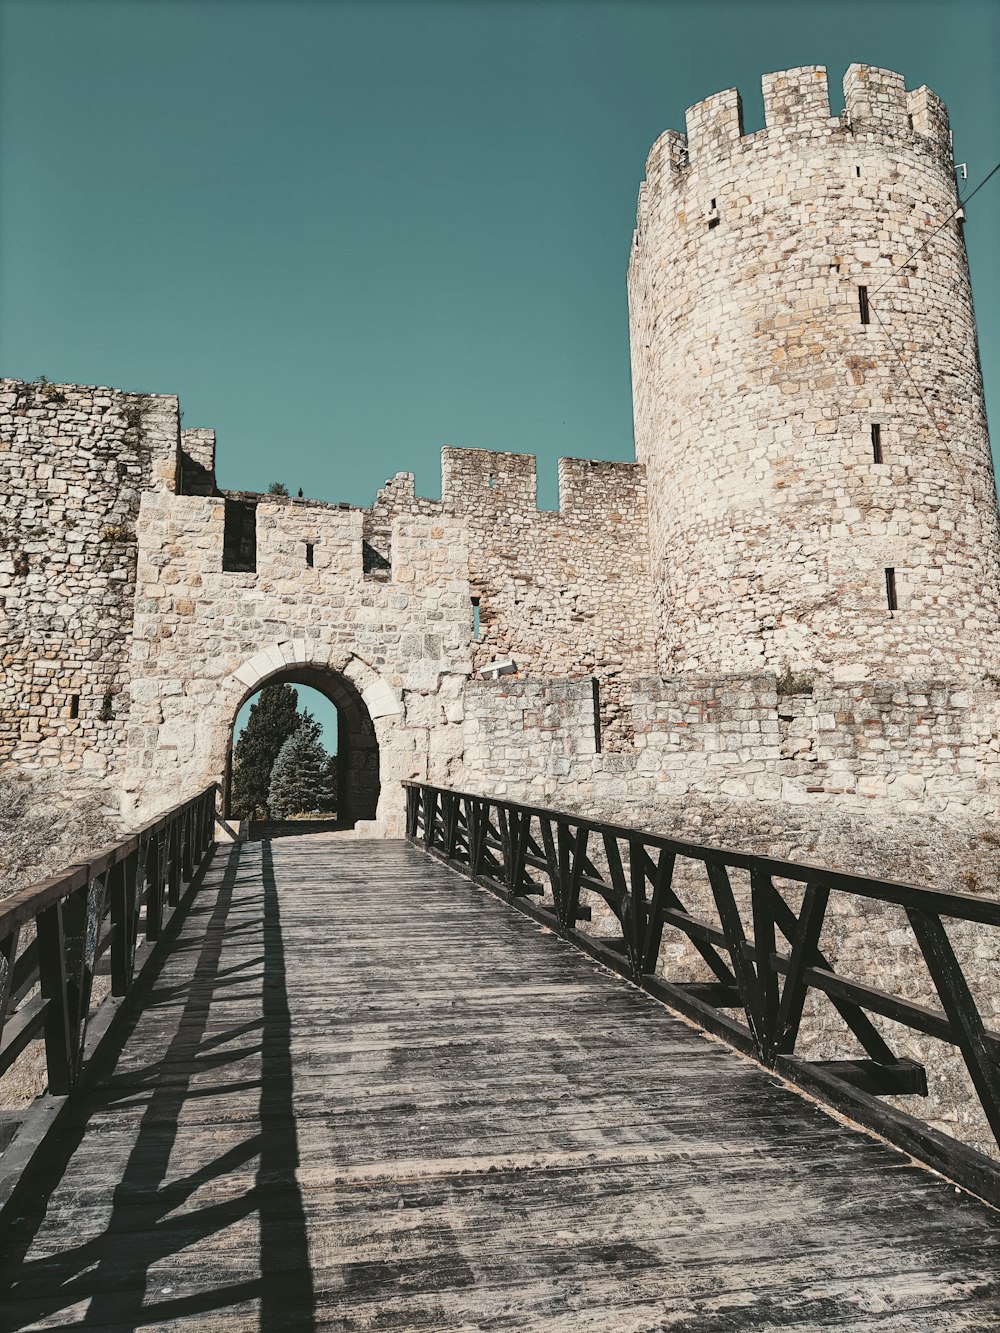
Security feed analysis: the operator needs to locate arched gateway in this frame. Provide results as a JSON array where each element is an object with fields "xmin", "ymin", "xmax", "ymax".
[{"xmin": 226, "ymin": 659, "xmax": 383, "ymax": 826}]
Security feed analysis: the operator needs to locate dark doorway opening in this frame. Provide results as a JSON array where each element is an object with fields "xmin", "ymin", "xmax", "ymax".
[{"xmin": 227, "ymin": 667, "xmax": 380, "ymax": 833}]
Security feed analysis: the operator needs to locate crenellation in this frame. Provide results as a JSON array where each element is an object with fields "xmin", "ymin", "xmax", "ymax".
[
  {"xmin": 556, "ymin": 457, "xmax": 645, "ymax": 515},
  {"xmin": 907, "ymin": 85, "xmax": 951, "ymax": 149},
  {"xmin": 684, "ymin": 87, "xmax": 744, "ymax": 163},
  {"xmin": 761, "ymin": 65, "xmax": 831, "ymax": 129},
  {"xmin": 843, "ymin": 64, "xmax": 910, "ymax": 133},
  {"xmin": 441, "ymin": 446, "xmax": 537, "ymax": 511},
  {"xmin": 180, "ymin": 428, "xmax": 217, "ymax": 495}
]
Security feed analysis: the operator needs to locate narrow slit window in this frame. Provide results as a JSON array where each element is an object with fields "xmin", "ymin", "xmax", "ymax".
[
  {"xmin": 871, "ymin": 423, "xmax": 883, "ymax": 463},
  {"xmin": 855, "ymin": 165, "xmax": 861, "ymax": 178},
  {"xmin": 305, "ymin": 542, "xmax": 314, "ymax": 567},
  {"xmin": 707, "ymin": 198, "xmax": 720, "ymax": 230},
  {"xmin": 885, "ymin": 567, "xmax": 898, "ymax": 612},
  {"xmin": 472, "ymin": 597, "xmax": 481, "ymax": 640},
  {"xmin": 858, "ymin": 285, "xmax": 870, "ymax": 325},
  {"xmin": 69, "ymin": 694, "xmax": 79, "ymax": 720}
]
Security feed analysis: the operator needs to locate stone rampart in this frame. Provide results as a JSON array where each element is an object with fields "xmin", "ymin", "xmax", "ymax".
[
  {"xmin": 463, "ymin": 674, "xmax": 1000, "ymax": 830},
  {"xmin": 373, "ymin": 449, "xmax": 658, "ymax": 747},
  {"xmin": 0, "ymin": 380, "xmax": 179, "ymax": 777}
]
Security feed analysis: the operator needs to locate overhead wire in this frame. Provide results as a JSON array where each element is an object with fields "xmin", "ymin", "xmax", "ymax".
[
  {"xmin": 868, "ymin": 160, "xmax": 1000, "ymax": 300},
  {"xmin": 863, "ymin": 158, "xmax": 999, "ymax": 464}
]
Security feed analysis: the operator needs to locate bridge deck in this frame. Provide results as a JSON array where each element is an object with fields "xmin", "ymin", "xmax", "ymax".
[{"xmin": 2, "ymin": 837, "xmax": 999, "ymax": 1330}]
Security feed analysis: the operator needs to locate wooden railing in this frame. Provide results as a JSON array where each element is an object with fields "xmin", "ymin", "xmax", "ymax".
[
  {"xmin": 405, "ymin": 781, "xmax": 1000, "ymax": 1207},
  {"xmin": 0, "ymin": 784, "xmax": 218, "ymax": 1226}
]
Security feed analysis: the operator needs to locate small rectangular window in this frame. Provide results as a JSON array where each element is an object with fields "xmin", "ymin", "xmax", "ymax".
[
  {"xmin": 871, "ymin": 424, "xmax": 883, "ymax": 463},
  {"xmin": 855, "ymin": 165, "xmax": 861, "ymax": 178},
  {"xmin": 222, "ymin": 499, "xmax": 257, "ymax": 572},
  {"xmin": 305, "ymin": 542, "xmax": 314, "ymax": 567},
  {"xmin": 69, "ymin": 694, "xmax": 79, "ymax": 720},
  {"xmin": 858, "ymin": 285, "xmax": 870, "ymax": 325},
  {"xmin": 885, "ymin": 567, "xmax": 898, "ymax": 612},
  {"xmin": 472, "ymin": 597, "xmax": 481, "ymax": 640}
]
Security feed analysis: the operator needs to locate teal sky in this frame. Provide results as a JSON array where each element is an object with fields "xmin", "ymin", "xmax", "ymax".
[{"xmin": 1, "ymin": 0, "xmax": 998, "ymax": 511}]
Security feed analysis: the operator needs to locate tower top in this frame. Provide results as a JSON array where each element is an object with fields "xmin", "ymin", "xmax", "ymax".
[{"xmin": 644, "ymin": 65, "xmax": 951, "ymax": 181}]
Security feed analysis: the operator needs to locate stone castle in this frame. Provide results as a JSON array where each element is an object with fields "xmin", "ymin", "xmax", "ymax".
[{"xmin": 3, "ymin": 64, "xmax": 999, "ymax": 872}]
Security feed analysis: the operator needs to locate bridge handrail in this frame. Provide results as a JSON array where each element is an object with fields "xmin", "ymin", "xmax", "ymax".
[
  {"xmin": 404, "ymin": 780, "xmax": 1000, "ymax": 1208},
  {"xmin": 0, "ymin": 788, "xmax": 216, "ymax": 937},
  {"xmin": 0, "ymin": 783, "xmax": 218, "ymax": 1226}
]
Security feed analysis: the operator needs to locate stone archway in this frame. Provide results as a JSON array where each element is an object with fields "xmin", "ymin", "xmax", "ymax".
[
  {"xmin": 217, "ymin": 641, "xmax": 403, "ymax": 832},
  {"xmin": 227, "ymin": 666, "xmax": 379, "ymax": 825}
]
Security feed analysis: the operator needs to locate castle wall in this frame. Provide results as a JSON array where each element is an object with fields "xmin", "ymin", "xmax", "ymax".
[
  {"xmin": 372, "ymin": 449, "xmax": 659, "ymax": 747},
  {"xmin": 0, "ymin": 380, "xmax": 180, "ymax": 778},
  {"xmin": 121, "ymin": 491, "xmax": 473, "ymax": 834},
  {"xmin": 629, "ymin": 65, "xmax": 1000, "ymax": 679},
  {"xmin": 462, "ymin": 675, "xmax": 1000, "ymax": 824}
]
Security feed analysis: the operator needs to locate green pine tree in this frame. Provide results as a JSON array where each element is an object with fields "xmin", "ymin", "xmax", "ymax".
[
  {"xmin": 267, "ymin": 715, "xmax": 337, "ymax": 819},
  {"xmin": 230, "ymin": 683, "xmax": 302, "ymax": 820}
]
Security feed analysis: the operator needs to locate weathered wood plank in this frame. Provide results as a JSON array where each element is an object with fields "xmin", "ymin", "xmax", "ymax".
[{"xmin": 2, "ymin": 837, "xmax": 1000, "ymax": 1331}]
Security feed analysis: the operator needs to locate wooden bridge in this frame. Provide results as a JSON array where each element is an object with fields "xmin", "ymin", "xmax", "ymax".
[{"xmin": 2, "ymin": 786, "xmax": 1000, "ymax": 1329}]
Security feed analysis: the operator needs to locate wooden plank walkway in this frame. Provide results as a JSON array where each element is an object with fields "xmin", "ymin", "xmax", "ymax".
[{"xmin": 2, "ymin": 836, "xmax": 1000, "ymax": 1331}]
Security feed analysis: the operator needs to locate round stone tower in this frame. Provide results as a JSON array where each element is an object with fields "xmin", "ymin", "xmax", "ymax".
[{"xmin": 629, "ymin": 64, "xmax": 1000, "ymax": 679}]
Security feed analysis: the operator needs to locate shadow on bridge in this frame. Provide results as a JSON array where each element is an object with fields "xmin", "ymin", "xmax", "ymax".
[
  {"xmin": 248, "ymin": 817, "xmax": 350, "ymax": 840},
  {"xmin": 0, "ymin": 843, "xmax": 317, "ymax": 1330}
]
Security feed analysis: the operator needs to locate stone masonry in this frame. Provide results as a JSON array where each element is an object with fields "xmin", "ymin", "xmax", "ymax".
[
  {"xmin": 1, "ymin": 63, "xmax": 998, "ymax": 855},
  {"xmin": 630, "ymin": 64, "xmax": 1000, "ymax": 678}
]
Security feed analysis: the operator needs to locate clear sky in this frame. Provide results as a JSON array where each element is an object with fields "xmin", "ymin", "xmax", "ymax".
[{"xmin": 1, "ymin": 0, "xmax": 997, "ymax": 512}]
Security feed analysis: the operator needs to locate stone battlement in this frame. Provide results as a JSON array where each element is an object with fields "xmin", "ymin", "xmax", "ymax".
[{"xmin": 642, "ymin": 65, "xmax": 952, "ymax": 182}]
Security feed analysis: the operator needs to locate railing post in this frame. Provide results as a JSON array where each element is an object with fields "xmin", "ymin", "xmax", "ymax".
[
  {"xmin": 405, "ymin": 785, "xmax": 419, "ymax": 839},
  {"xmin": 167, "ymin": 820, "xmax": 182, "ymax": 908},
  {"xmin": 0, "ymin": 927, "xmax": 19, "ymax": 1038},
  {"xmin": 750, "ymin": 869, "xmax": 780, "ymax": 1065},
  {"xmin": 507, "ymin": 810, "xmax": 529, "ymax": 896},
  {"xmin": 422, "ymin": 788, "xmax": 436, "ymax": 847},
  {"xmin": 182, "ymin": 807, "xmax": 194, "ymax": 883},
  {"xmin": 556, "ymin": 821, "xmax": 572, "ymax": 929},
  {"xmin": 470, "ymin": 798, "xmax": 486, "ymax": 875},
  {"xmin": 627, "ymin": 837, "xmax": 648, "ymax": 981},
  {"xmin": 145, "ymin": 831, "xmax": 163, "ymax": 941},
  {"xmin": 444, "ymin": 791, "xmax": 459, "ymax": 859},
  {"xmin": 37, "ymin": 900, "xmax": 73, "ymax": 1096},
  {"xmin": 110, "ymin": 851, "xmax": 139, "ymax": 998}
]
